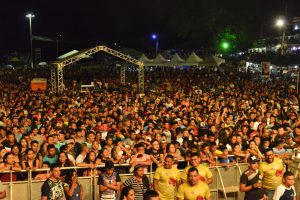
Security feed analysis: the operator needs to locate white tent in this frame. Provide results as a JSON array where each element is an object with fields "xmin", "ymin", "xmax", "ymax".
[
  {"xmin": 139, "ymin": 54, "xmax": 152, "ymax": 63},
  {"xmin": 186, "ymin": 52, "xmax": 203, "ymax": 63},
  {"xmin": 153, "ymin": 54, "xmax": 168, "ymax": 63},
  {"xmin": 200, "ymin": 55, "xmax": 226, "ymax": 67},
  {"xmin": 171, "ymin": 53, "xmax": 185, "ymax": 63}
]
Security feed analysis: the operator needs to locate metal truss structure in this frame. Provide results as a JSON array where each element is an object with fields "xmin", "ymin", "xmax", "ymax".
[{"xmin": 51, "ymin": 46, "xmax": 144, "ymax": 93}]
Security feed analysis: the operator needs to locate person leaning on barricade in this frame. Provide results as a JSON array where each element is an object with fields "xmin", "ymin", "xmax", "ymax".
[
  {"xmin": 240, "ymin": 156, "xmax": 266, "ymax": 200},
  {"xmin": 98, "ymin": 161, "xmax": 121, "ymax": 200},
  {"xmin": 259, "ymin": 148, "xmax": 284, "ymax": 200},
  {"xmin": 41, "ymin": 163, "xmax": 66, "ymax": 200}
]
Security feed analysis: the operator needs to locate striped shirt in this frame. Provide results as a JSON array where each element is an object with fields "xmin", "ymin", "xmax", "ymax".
[{"xmin": 123, "ymin": 176, "xmax": 149, "ymax": 200}]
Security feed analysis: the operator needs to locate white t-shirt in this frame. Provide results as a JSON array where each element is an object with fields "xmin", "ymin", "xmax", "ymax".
[{"xmin": 273, "ymin": 184, "xmax": 296, "ymax": 200}]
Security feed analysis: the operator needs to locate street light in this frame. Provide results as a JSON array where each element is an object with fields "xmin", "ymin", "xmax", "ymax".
[
  {"xmin": 56, "ymin": 34, "xmax": 62, "ymax": 57},
  {"xmin": 26, "ymin": 13, "xmax": 35, "ymax": 68},
  {"xmin": 276, "ymin": 18, "xmax": 286, "ymax": 55},
  {"xmin": 151, "ymin": 34, "xmax": 159, "ymax": 56}
]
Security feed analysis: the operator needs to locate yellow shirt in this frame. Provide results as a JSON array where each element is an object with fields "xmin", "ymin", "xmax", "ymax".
[
  {"xmin": 181, "ymin": 165, "xmax": 213, "ymax": 183},
  {"xmin": 259, "ymin": 157, "xmax": 284, "ymax": 190},
  {"xmin": 177, "ymin": 181, "xmax": 211, "ymax": 200},
  {"xmin": 154, "ymin": 166, "xmax": 181, "ymax": 200}
]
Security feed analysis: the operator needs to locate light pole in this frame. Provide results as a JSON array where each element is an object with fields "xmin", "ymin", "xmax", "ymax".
[
  {"xmin": 26, "ymin": 13, "xmax": 35, "ymax": 68},
  {"xmin": 151, "ymin": 34, "xmax": 159, "ymax": 56},
  {"xmin": 56, "ymin": 34, "xmax": 62, "ymax": 57},
  {"xmin": 276, "ymin": 18, "xmax": 286, "ymax": 55}
]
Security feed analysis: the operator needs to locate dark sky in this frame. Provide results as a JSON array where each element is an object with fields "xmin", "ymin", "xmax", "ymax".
[{"xmin": 1, "ymin": 0, "xmax": 300, "ymax": 58}]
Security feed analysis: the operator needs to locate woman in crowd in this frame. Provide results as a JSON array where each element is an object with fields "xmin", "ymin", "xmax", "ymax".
[
  {"xmin": 77, "ymin": 151, "xmax": 100, "ymax": 176},
  {"xmin": 0, "ymin": 153, "xmax": 22, "ymax": 182},
  {"xmin": 165, "ymin": 143, "xmax": 184, "ymax": 161},
  {"xmin": 11, "ymin": 145, "xmax": 21, "ymax": 165},
  {"xmin": 111, "ymin": 142, "xmax": 131, "ymax": 164},
  {"xmin": 22, "ymin": 148, "xmax": 40, "ymax": 170},
  {"xmin": 232, "ymin": 143, "xmax": 249, "ymax": 163},
  {"xmin": 63, "ymin": 170, "xmax": 83, "ymax": 200},
  {"xmin": 19, "ymin": 138, "xmax": 29, "ymax": 157},
  {"xmin": 248, "ymin": 140, "xmax": 264, "ymax": 159},
  {"xmin": 120, "ymin": 186, "xmax": 135, "ymax": 200}
]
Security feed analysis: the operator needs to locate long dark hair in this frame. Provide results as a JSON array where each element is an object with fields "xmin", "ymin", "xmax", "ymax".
[{"xmin": 57, "ymin": 151, "xmax": 73, "ymax": 167}]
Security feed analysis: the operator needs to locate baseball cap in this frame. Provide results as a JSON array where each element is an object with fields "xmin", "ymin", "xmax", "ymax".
[{"xmin": 248, "ymin": 156, "xmax": 260, "ymax": 164}]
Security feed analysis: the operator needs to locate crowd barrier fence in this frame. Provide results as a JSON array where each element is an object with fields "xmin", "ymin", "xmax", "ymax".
[{"xmin": 1, "ymin": 155, "xmax": 300, "ymax": 200}]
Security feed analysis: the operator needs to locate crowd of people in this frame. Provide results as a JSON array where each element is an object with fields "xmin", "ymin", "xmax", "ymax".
[{"xmin": 0, "ymin": 66, "xmax": 299, "ymax": 199}]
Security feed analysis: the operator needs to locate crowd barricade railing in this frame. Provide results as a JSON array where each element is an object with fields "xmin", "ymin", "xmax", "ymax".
[{"xmin": 4, "ymin": 158, "xmax": 300, "ymax": 200}]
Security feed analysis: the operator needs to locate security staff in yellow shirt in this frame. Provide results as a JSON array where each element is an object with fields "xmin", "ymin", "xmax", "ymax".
[
  {"xmin": 259, "ymin": 148, "xmax": 284, "ymax": 200},
  {"xmin": 154, "ymin": 155, "xmax": 181, "ymax": 200},
  {"xmin": 181, "ymin": 152, "xmax": 213, "ymax": 185},
  {"xmin": 177, "ymin": 167, "xmax": 211, "ymax": 200}
]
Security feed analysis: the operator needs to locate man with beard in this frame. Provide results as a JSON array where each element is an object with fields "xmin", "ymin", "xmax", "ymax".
[
  {"xmin": 177, "ymin": 167, "xmax": 211, "ymax": 200},
  {"xmin": 259, "ymin": 148, "xmax": 284, "ymax": 199},
  {"xmin": 240, "ymin": 156, "xmax": 265, "ymax": 200},
  {"xmin": 154, "ymin": 155, "xmax": 181, "ymax": 200}
]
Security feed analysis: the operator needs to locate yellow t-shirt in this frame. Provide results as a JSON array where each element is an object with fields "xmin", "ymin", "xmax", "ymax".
[
  {"xmin": 177, "ymin": 181, "xmax": 211, "ymax": 200},
  {"xmin": 259, "ymin": 157, "xmax": 284, "ymax": 190},
  {"xmin": 154, "ymin": 166, "xmax": 181, "ymax": 200},
  {"xmin": 181, "ymin": 165, "xmax": 213, "ymax": 183}
]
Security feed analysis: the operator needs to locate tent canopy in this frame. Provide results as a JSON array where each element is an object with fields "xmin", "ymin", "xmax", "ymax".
[{"xmin": 200, "ymin": 56, "xmax": 225, "ymax": 67}]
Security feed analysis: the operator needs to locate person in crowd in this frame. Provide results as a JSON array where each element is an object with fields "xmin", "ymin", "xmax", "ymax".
[
  {"xmin": 273, "ymin": 171, "xmax": 296, "ymax": 200},
  {"xmin": 143, "ymin": 190, "xmax": 159, "ymax": 200},
  {"xmin": 11, "ymin": 144, "xmax": 21, "ymax": 165},
  {"xmin": 43, "ymin": 144, "xmax": 58, "ymax": 165},
  {"xmin": 200, "ymin": 142, "xmax": 215, "ymax": 167},
  {"xmin": 122, "ymin": 164, "xmax": 150, "ymax": 200},
  {"xmin": 248, "ymin": 140, "xmax": 264, "ymax": 160},
  {"xmin": 154, "ymin": 155, "xmax": 181, "ymax": 200},
  {"xmin": 0, "ymin": 152, "xmax": 22, "ymax": 182},
  {"xmin": 22, "ymin": 148, "xmax": 40, "ymax": 170},
  {"xmin": 41, "ymin": 163, "xmax": 66, "ymax": 200},
  {"xmin": 77, "ymin": 150, "xmax": 100, "ymax": 176},
  {"xmin": 75, "ymin": 143, "xmax": 89, "ymax": 165},
  {"xmin": 148, "ymin": 139, "xmax": 164, "ymax": 166},
  {"xmin": 0, "ymin": 148, "xmax": 7, "ymax": 164},
  {"xmin": 34, "ymin": 161, "xmax": 50, "ymax": 180},
  {"xmin": 259, "ymin": 148, "xmax": 284, "ymax": 199},
  {"xmin": 129, "ymin": 143, "xmax": 151, "ymax": 172},
  {"xmin": 240, "ymin": 156, "xmax": 265, "ymax": 200},
  {"xmin": 111, "ymin": 142, "xmax": 131, "ymax": 164},
  {"xmin": 31, "ymin": 140, "xmax": 43, "ymax": 168},
  {"xmin": 98, "ymin": 161, "xmax": 121, "ymax": 200},
  {"xmin": 98, "ymin": 148, "xmax": 115, "ymax": 163},
  {"xmin": 232, "ymin": 143, "xmax": 249, "ymax": 163},
  {"xmin": 177, "ymin": 167, "xmax": 211, "ymax": 200},
  {"xmin": 217, "ymin": 146, "xmax": 236, "ymax": 167},
  {"xmin": 0, "ymin": 180, "xmax": 6, "ymax": 199},
  {"xmin": 120, "ymin": 186, "xmax": 135, "ymax": 200},
  {"xmin": 181, "ymin": 152, "xmax": 213, "ymax": 185},
  {"xmin": 63, "ymin": 169, "xmax": 83, "ymax": 200}
]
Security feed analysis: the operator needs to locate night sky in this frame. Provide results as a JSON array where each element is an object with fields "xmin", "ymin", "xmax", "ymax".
[{"xmin": 1, "ymin": 0, "xmax": 300, "ymax": 59}]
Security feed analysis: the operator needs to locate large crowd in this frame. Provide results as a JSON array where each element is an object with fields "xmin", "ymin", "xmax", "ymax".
[{"xmin": 0, "ymin": 65, "xmax": 299, "ymax": 200}]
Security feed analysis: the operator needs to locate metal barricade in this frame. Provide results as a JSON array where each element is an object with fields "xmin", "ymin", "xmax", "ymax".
[{"xmin": 0, "ymin": 157, "xmax": 299, "ymax": 200}]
